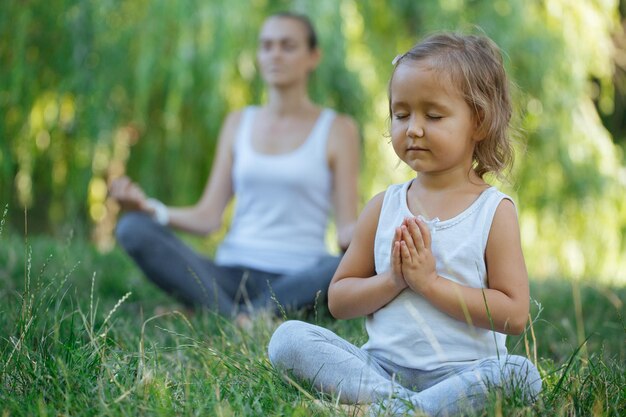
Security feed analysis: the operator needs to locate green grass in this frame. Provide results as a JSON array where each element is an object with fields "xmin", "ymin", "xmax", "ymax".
[{"xmin": 0, "ymin": 231, "xmax": 624, "ymax": 416}]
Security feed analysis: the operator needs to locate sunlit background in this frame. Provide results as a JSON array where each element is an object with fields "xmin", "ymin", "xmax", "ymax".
[{"xmin": 2, "ymin": 0, "xmax": 625, "ymax": 284}]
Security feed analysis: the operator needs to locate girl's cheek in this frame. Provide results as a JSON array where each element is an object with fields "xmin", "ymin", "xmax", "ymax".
[{"xmin": 390, "ymin": 124, "xmax": 404, "ymax": 137}]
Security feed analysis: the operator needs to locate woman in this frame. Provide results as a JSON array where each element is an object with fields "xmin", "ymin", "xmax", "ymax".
[{"xmin": 109, "ymin": 12, "xmax": 360, "ymax": 318}]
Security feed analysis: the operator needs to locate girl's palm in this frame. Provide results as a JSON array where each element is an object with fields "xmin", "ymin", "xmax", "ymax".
[{"xmin": 399, "ymin": 217, "xmax": 438, "ymax": 294}]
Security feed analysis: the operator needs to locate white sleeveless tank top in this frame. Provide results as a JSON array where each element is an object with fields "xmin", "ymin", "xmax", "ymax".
[
  {"xmin": 362, "ymin": 180, "xmax": 510, "ymax": 370},
  {"xmin": 215, "ymin": 106, "xmax": 335, "ymax": 274}
]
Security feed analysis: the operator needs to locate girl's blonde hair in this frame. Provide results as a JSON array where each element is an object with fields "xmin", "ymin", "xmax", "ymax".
[{"xmin": 390, "ymin": 32, "xmax": 513, "ymax": 179}]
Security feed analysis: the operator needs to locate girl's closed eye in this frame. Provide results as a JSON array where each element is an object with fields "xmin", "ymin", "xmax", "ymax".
[
  {"xmin": 393, "ymin": 112, "xmax": 409, "ymax": 120},
  {"xmin": 426, "ymin": 113, "xmax": 443, "ymax": 120}
]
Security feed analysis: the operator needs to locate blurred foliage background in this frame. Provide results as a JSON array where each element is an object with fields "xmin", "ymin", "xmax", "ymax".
[{"xmin": 2, "ymin": 0, "xmax": 626, "ymax": 284}]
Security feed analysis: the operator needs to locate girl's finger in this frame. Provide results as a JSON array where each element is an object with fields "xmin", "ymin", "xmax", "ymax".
[
  {"xmin": 400, "ymin": 240, "xmax": 411, "ymax": 261},
  {"xmin": 407, "ymin": 218, "xmax": 425, "ymax": 250},
  {"xmin": 401, "ymin": 224, "xmax": 416, "ymax": 249},
  {"xmin": 392, "ymin": 241, "xmax": 402, "ymax": 269},
  {"xmin": 415, "ymin": 217, "xmax": 431, "ymax": 248},
  {"xmin": 391, "ymin": 227, "xmax": 402, "ymax": 253}
]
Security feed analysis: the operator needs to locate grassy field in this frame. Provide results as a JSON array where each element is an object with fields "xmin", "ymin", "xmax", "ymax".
[{"xmin": 0, "ymin": 231, "xmax": 624, "ymax": 416}]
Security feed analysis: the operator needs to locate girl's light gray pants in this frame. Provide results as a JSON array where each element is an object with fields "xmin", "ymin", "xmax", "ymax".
[{"xmin": 268, "ymin": 320, "xmax": 542, "ymax": 416}]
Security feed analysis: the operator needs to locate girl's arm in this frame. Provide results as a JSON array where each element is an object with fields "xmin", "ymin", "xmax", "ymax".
[
  {"xmin": 328, "ymin": 192, "xmax": 408, "ymax": 319},
  {"xmin": 327, "ymin": 115, "xmax": 360, "ymax": 251},
  {"xmin": 400, "ymin": 199, "xmax": 529, "ymax": 335}
]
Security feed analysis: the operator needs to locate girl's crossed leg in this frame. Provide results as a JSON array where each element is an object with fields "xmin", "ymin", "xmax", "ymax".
[{"xmin": 268, "ymin": 320, "xmax": 541, "ymax": 416}]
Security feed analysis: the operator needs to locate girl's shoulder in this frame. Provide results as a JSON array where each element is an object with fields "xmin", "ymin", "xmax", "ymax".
[
  {"xmin": 367, "ymin": 189, "xmax": 387, "ymax": 208},
  {"xmin": 348, "ymin": 191, "xmax": 386, "ymax": 253},
  {"xmin": 482, "ymin": 186, "xmax": 516, "ymax": 210},
  {"xmin": 359, "ymin": 182, "xmax": 408, "ymax": 223},
  {"xmin": 357, "ymin": 191, "xmax": 387, "ymax": 226},
  {"xmin": 366, "ymin": 181, "xmax": 411, "ymax": 206}
]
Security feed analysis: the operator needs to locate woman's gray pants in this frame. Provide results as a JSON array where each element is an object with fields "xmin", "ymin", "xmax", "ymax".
[{"xmin": 115, "ymin": 212, "xmax": 340, "ymax": 317}]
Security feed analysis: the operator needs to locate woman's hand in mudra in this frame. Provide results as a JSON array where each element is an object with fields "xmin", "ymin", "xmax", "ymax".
[{"xmin": 109, "ymin": 176, "xmax": 149, "ymax": 212}]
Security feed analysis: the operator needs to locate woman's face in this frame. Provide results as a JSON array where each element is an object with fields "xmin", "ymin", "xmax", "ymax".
[{"xmin": 257, "ymin": 17, "xmax": 319, "ymax": 87}]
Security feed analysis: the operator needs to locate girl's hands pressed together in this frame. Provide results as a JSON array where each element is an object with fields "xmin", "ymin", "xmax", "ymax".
[
  {"xmin": 398, "ymin": 217, "xmax": 438, "ymax": 295},
  {"xmin": 390, "ymin": 226, "xmax": 408, "ymax": 291}
]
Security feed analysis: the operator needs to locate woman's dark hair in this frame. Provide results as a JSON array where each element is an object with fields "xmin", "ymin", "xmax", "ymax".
[{"xmin": 270, "ymin": 12, "xmax": 318, "ymax": 50}]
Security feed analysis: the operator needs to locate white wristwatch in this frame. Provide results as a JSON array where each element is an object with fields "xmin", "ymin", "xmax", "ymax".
[{"xmin": 146, "ymin": 198, "xmax": 169, "ymax": 226}]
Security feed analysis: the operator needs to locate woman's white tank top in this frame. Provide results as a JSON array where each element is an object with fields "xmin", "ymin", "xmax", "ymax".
[
  {"xmin": 363, "ymin": 180, "xmax": 510, "ymax": 370},
  {"xmin": 215, "ymin": 106, "xmax": 335, "ymax": 274}
]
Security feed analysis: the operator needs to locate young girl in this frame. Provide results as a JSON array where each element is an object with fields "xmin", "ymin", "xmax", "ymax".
[
  {"xmin": 268, "ymin": 32, "xmax": 541, "ymax": 416},
  {"xmin": 109, "ymin": 12, "xmax": 359, "ymax": 318}
]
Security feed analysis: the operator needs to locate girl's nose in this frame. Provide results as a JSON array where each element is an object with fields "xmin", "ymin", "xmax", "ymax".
[{"xmin": 407, "ymin": 118, "xmax": 425, "ymax": 138}]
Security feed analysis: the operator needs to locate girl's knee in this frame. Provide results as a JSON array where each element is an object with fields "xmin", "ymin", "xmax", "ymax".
[
  {"xmin": 502, "ymin": 355, "xmax": 542, "ymax": 400},
  {"xmin": 267, "ymin": 320, "xmax": 314, "ymax": 368}
]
